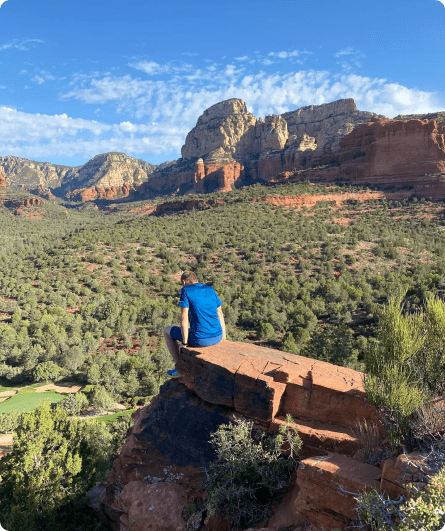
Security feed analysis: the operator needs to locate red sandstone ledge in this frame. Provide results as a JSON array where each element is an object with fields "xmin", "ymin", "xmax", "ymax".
[{"xmin": 177, "ymin": 340, "xmax": 383, "ymax": 455}]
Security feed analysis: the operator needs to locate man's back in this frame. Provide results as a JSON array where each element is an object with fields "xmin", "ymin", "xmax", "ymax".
[{"xmin": 179, "ymin": 283, "xmax": 222, "ymax": 340}]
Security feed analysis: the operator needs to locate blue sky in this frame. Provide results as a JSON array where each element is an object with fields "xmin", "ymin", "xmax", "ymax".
[{"xmin": 0, "ymin": 0, "xmax": 444, "ymax": 167}]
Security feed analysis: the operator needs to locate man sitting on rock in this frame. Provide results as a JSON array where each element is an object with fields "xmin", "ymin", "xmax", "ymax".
[{"xmin": 164, "ymin": 271, "xmax": 226, "ymax": 377}]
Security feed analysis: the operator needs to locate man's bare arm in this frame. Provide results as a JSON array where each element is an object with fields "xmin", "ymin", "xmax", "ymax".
[
  {"xmin": 217, "ymin": 306, "xmax": 226, "ymax": 340},
  {"xmin": 180, "ymin": 307, "xmax": 189, "ymax": 345}
]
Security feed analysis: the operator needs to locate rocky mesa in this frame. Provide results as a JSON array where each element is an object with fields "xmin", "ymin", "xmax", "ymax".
[
  {"xmin": 99, "ymin": 340, "xmax": 424, "ymax": 531},
  {"xmin": 137, "ymin": 97, "xmax": 445, "ymax": 199}
]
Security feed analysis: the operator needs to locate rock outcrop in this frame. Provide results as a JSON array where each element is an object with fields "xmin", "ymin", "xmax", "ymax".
[
  {"xmin": 101, "ymin": 341, "xmax": 394, "ymax": 531},
  {"xmin": 0, "ymin": 152, "xmax": 156, "ymax": 199},
  {"xmin": 59, "ymin": 152, "xmax": 156, "ymax": 195},
  {"xmin": 66, "ymin": 183, "xmax": 139, "ymax": 202},
  {"xmin": 138, "ymin": 98, "xmax": 381, "ymax": 198},
  {"xmin": 0, "ymin": 196, "xmax": 46, "ymax": 217},
  {"xmin": 0, "ymin": 167, "xmax": 7, "ymax": 190},
  {"xmin": 335, "ymin": 117, "xmax": 445, "ymax": 196}
]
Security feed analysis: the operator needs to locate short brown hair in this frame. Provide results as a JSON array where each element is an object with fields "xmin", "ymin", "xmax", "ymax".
[{"xmin": 181, "ymin": 271, "xmax": 198, "ymax": 285}]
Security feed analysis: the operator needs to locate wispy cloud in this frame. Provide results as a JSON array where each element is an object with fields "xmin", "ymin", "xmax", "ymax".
[
  {"xmin": 1, "ymin": 53, "xmax": 443, "ymax": 163},
  {"xmin": 31, "ymin": 70, "xmax": 58, "ymax": 84},
  {"xmin": 0, "ymin": 38, "xmax": 43, "ymax": 51},
  {"xmin": 268, "ymin": 50, "xmax": 300, "ymax": 59},
  {"xmin": 335, "ymin": 47, "xmax": 366, "ymax": 71},
  {"xmin": 128, "ymin": 61, "xmax": 170, "ymax": 75},
  {"xmin": 0, "ymin": 106, "xmax": 187, "ymax": 160}
]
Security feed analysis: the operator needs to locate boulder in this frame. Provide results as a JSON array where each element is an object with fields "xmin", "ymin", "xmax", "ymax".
[
  {"xmin": 295, "ymin": 453, "xmax": 382, "ymax": 530},
  {"xmin": 118, "ymin": 481, "xmax": 187, "ymax": 531},
  {"xmin": 381, "ymin": 451, "xmax": 436, "ymax": 498}
]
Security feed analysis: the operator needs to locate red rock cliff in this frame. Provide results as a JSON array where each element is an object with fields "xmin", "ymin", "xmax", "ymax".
[
  {"xmin": 337, "ymin": 118, "xmax": 445, "ymax": 195},
  {"xmin": 101, "ymin": 341, "xmax": 396, "ymax": 531},
  {"xmin": 66, "ymin": 183, "xmax": 137, "ymax": 202}
]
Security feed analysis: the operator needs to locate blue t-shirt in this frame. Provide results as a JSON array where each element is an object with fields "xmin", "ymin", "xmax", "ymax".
[{"xmin": 179, "ymin": 283, "xmax": 222, "ymax": 342}]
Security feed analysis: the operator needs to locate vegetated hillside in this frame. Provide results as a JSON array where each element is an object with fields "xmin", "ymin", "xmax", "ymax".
[
  {"xmin": 0, "ymin": 190, "xmax": 110, "ymax": 258},
  {"xmin": 2, "ymin": 179, "xmax": 445, "ymax": 530},
  {"xmin": 1, "ymin": 180, "xmax": 445, "ymax": 398}
]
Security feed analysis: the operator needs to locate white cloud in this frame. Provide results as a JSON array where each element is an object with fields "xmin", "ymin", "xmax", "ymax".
[
  {"xmin": 0, "ymin": 106, "xmax": 188, "ymax": 160},
  {"xmin": 335, "ymin": 48, "xmax": 366, "ymax": 71},
  {"xmin": 1, "ymin": 54, "xmax": 443, "ymax": 163},
  {"xmin": 0, "ymin": 38, "xmax": 43, "ymax": 51},
  {"xmin": 437, "ymin": 0, "xmax": 445, "ymax": 6},
  {"xmin": 128, "ymin": 60, "xmax": 169, "ymax": 75},
  {"xmin": 268, "ymin": 50, "xmax": 299, "ymax": 59},
  {"xmin": 31, "ymin": 70, "xmax": 66, "ymax": 85},
  {"xmin": 335, "ymin": 47, "xmax": 355, "ymax": 57},
  {"xmin": 0, "ymin": 0, "xmax": 7, "ymax": 8}
]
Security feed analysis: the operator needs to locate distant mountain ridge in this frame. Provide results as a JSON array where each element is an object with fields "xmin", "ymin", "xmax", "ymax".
[
  {"xmin": 0, "ymin": 152, "xmax": 157, "ymax": 199},
  {"xmin": 1, "ymin": 98, "xmax": 445, "ymax": 202}
]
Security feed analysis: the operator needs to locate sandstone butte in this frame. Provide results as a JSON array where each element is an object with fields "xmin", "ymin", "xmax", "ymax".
[
  {"xmin": 97, "ymin": 341, "xmax": 428, "ymax": 531},
  {"xmin": 2, "ymin": 98, "xmax": 445, "ymax": 202},
  {"xmin": 134, "ymin": 98, "xmax": 445, "ymax": 201}
]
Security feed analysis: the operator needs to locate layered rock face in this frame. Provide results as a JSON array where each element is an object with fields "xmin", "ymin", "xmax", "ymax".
[
  {"xmin": 0, "ymin": 167, "xmax": 6, "ymax": 193},
  {"xmin": 0, "ymin": 152, "xmax": 156, "ymax": 200},
  {"xmin": 101, "ymin": 341, "xmax": 410, "ymax": 531},
  {"xmin": 0, "ymin": 155, "xmax": 75, "ymax": 189},
  {"xmin": 60, "ymin": 152, "xmax": 156, "ymax": 194},
  {"xmin": 181, "ymin": 99, "xmax": 257, "ymax": 161},
  {"xmin": 66, "ymin": 183, "xmax": 139, "ymax": 202},
  {"xmin": 138, "ymin": 98, "xmax": 381, "ymax": 198},
  {"xmin": 335, "ymin": 117, "xmax": 445, "ymax": 196},
  {"xmin": 140, "ymin": 98, "xmax": 445, "ymax": 199}
]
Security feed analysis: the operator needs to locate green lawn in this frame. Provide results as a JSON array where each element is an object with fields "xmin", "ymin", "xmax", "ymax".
[
  {"xmin": 0, "ymin": 390, "xmax": 65, "ymax": 414},
  {"xmin": 96, "ymin": 409, "xmax": 136, "ymax": 424}
]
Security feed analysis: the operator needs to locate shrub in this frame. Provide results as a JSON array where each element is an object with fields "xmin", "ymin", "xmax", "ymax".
[
  {"xmin": 58, "ymin": 392, "xmax": 89, "ymax": 416},
  {"xmin": 364, "ymin": 363, "xmax": 426, "ymax": 450},
  {"xmin": 353, "ymin": 420, "xmax": 382, "ymax": 465},
  {"xmin": 32, "ymin": 361, "xmax": 61, "ymax": 382},
  {"xmin": 0, "ymin": 410, "xmax": 22, "ymax": 434},
  {"xmin": 257, "ymin": 322, "xmax": 276, "ymax": 340},
  {"xmin": 206, "ymin": 415, "xmax": 301, "ymax": 530},
  {"xmin": 89, "ymin": 385, "xmax": 114, "ymax": 412},
  {"xmin": 354, "ymin": 465, "xmax": 445, "ymax": 531},
  {"xmin": 362, "ymin": 294, "xmax": 445, "ymax": 450}
]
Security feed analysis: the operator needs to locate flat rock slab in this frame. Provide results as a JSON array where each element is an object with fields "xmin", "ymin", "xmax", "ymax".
[
  {"xmin": 270, "ymin": 417, "xmax": 361, "ymax": 458},
  {"xmin": 178, "ymin": 340, "xmax": 381, "ymax": 430}
]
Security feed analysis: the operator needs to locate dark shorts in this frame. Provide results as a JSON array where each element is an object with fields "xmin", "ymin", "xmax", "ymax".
[{"xmin": 169, "ymin": 326, "xmax": 222, "ymax": 347}]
